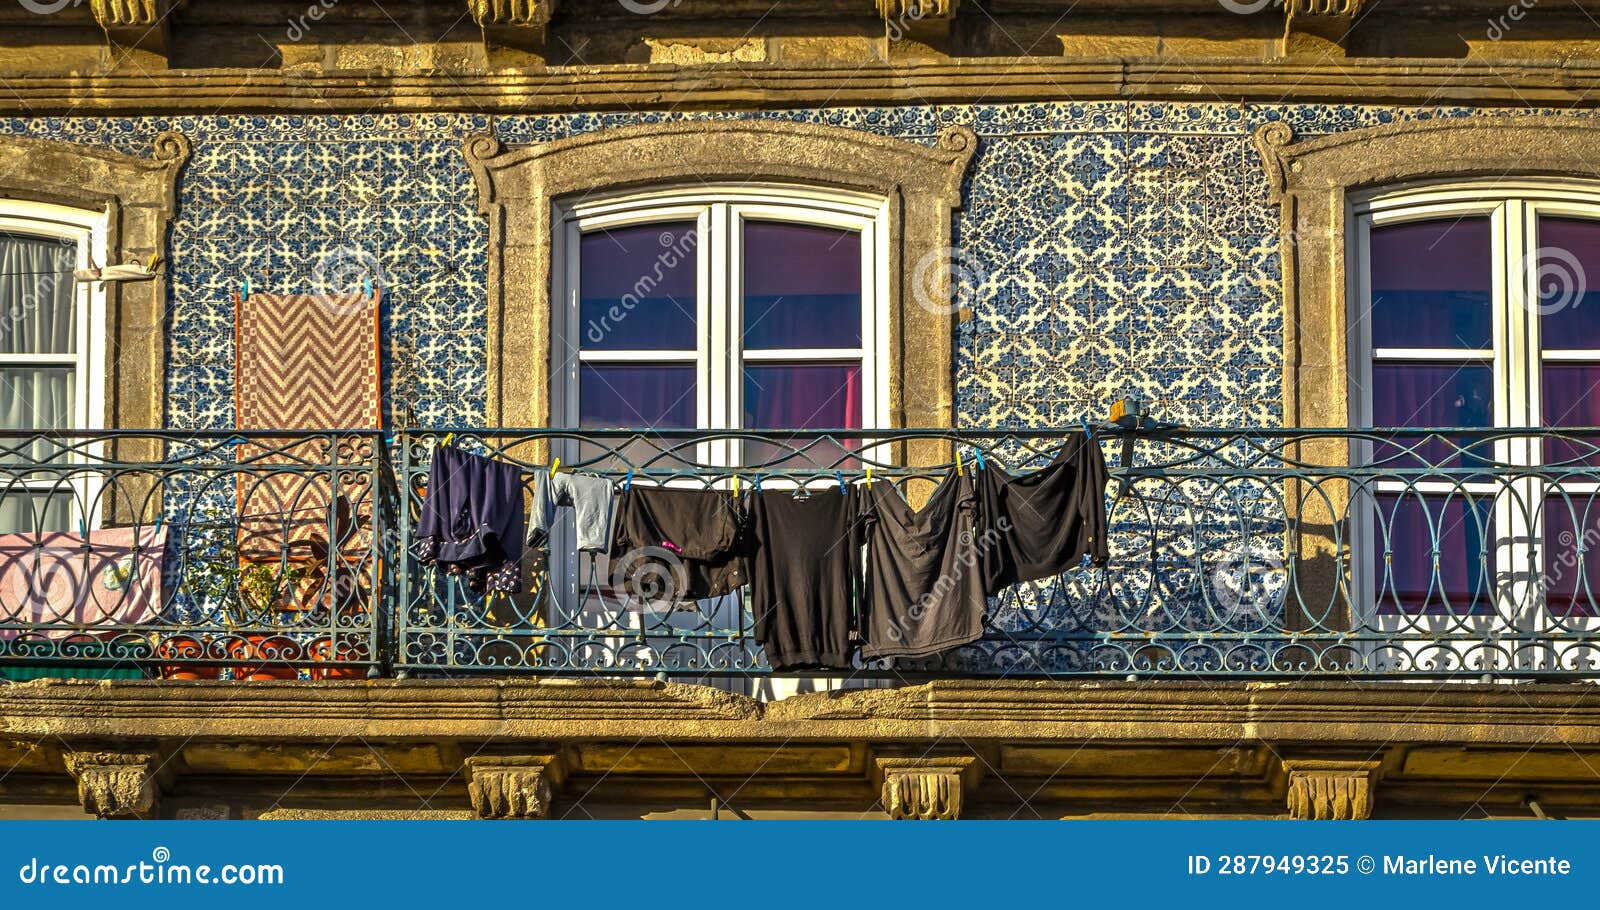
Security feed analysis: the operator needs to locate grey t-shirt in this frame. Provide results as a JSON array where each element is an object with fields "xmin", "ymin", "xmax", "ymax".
[
  {"xmin": 857, "ymin": 469, "xmax": 986, "ymax": 660},
  {"xmin": 528, "ymin": 470, "xmax": 616, "ymax": 553}
]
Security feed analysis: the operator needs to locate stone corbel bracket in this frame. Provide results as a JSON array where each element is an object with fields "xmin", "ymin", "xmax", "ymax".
[
  {"xmin": 64, "ymin": 748, "xmax": 173, "ymax": 819},
  {"xmin": 1282, "ymin": 759, "xmax": 1383, "ymax": 820},
  {"xmin": 464, "ymin": 751, "xmax": 571, "ymax": 819},
  {"xmin": 90, "ymin": 0, "xmax": 184, "ymax": 70},
  {"xmin": 468, "ymin": 0, "xmax": 558, "ymax": 68},
  {"xmin": 874, "ymin": 755, "xmax": 980, "ymax": 820},
  {"xmin": 1282, "ymin": 0, "xmax": 1365, "ymax": 58},
  {"xmin": 877, "ymin": 0, "xmax": 959, "ymax": 58}
]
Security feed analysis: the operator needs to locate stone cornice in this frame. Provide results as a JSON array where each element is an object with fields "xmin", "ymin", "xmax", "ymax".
[
  {"xmin": 8, "ymin": 679, "xmax": 1600, "ymax": 746},
  {"xmin": 1, "ymin": 58, "xmax": 1600, "ymax": 114}
]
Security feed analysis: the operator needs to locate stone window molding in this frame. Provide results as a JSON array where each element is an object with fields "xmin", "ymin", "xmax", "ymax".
[
  {"xmin": 1254, "ymin": 115, "xmax": 1600, "ymax": 430},
  {"xmin": 0, "ymin": 131, "xmax": 190, "ymax": 436},
  {"xmin": 462, "ymin": 119, "xmax": 975, "ymax": 465}
]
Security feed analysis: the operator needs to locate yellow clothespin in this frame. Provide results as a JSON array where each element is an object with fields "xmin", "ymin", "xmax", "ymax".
[
  {"xmin": 733, "ymin": 475, "xmax": 741, "ymax": 498},
  {"xmin": 956, "ymin": 449, "xmax": 965, "ymax": 476},
  {"xmin": 440, "ymin": 433, "xmax": 454, "ymax": 448},
  {"xmin": 865, "ymin": 466, "xmax": 873, "ymax": 488},
  {"xmin": 550, "ymin": 457, "xmax": 561, "ymax": 477}
]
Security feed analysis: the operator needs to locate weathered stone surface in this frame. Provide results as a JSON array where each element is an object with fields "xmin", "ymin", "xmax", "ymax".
[
  {"xmin": 876, "ymin": 756, "xmax": 976, "ymax": 820},
  {"xmin": 464, "ymin": 752, "xmax": 567, "ymax": 819},
  {"xmin": 1282, "ymin": 0, "xmax": 1365, "ymax": 58},
  {"xmin": 63, "ymin": 749, "xmax": 166, "ymax": 819},
  {"xmin": 1283, "ymin": 759, "xmax": 1382, "ymax": 820}
]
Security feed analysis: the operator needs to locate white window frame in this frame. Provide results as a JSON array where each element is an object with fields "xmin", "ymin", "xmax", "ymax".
[
  {"xmin": 550, "ymin": 183, "xmax": 890, "ymax": 455},
  {"xmin": 0, "ymin": 200, "xmax": 109, "ymax": 532},
  {"xmin": 1350, "ymin": 181, "xmax": 1600, "ymax": 667},
  {"xmin": 545, "ymin": 185, "xmax": 890, "ymax": 661}
]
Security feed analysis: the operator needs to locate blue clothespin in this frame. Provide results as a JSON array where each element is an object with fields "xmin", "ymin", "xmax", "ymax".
[
  {"xmin": 1081, "ymin": 416, "xmax": 1093, "ymax": 441},
  {"xmin": 974, "ymin": 449, "xmax": 986, "ymax": 471},
  {"xmin": 754, "ymin": 473, "xmax": 762, "ymax": 492},
  {"xmin": 152, "ymin": 512, "xmax": 163, "ymax": 535},
  {"xmin": 624, "ymin": 468, "xmax": 633, "ymax": 491},
  {"xmin": 835, "ymin": 471, "xmax": 846, "ymax": 491},
  {"xmin": 241, "ymin": 277, "xmax": 250, "ymax": 301},
  {"xmin": 364, "ymin": 276, "xmax": 373, "ymax": 298}
]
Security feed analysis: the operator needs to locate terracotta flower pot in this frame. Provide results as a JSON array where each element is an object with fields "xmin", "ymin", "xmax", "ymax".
[
  {"xmin": 229, "ymin": 634, "xmax": 300, "ymax": 681},
  {"xmin": 155, "ymin": 634, "xmax": 221, "ymax": 680}
]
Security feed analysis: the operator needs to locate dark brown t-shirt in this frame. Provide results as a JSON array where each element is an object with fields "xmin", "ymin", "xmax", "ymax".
[{"xmin": 857, "ymin": 470, "xmax": 986, "ymax": 660}]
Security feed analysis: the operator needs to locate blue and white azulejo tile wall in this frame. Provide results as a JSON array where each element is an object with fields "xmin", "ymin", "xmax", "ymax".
[{"xmin": 0, "ymin": 102, "xmax": 1555, "ymax": 431}]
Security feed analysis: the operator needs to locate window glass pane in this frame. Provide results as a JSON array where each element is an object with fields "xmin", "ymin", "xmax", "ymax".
[
  {"xmin": 1536, "ymin": 217, "xmax": 1600, "ymax": 351},
  {"xmin": 1369, "ymin": 218, "xmax": 1492, "ymax": 349},
  {"xmin": 0, "ymin": 492, "xmax": 74, "ymax": 536},
  {"xmin": 578, "ymin": 364, "xmax": 695, "ymax": 429},
  {"xmin": 579, "ymin": 223, "xmax": 697, "ymax": 352},
  {"xmin": 1375, "ymin": 493, "xmax": 1495, "ymax": 615},
  {"xmin": 742, "ymin": 221, "xmax": 861, "ymax": 350},
  {"xmin": 743, "ymin": 362, "xmax": 861, "ymax": 469},
  {"xmin": 1543, "ymin": 496, "xmax": 1600, "ymax": 619},
  {"xmin": 1370, "ymin": 362, "xmax": 1493, "ymax": 468},
  {"xmin": 1540, "ymin": 363, "xmax": 1600, "ymax": 466},
  {"xmin": 0, "ymin": 231, "xmax": 76, "ymax": 356}
]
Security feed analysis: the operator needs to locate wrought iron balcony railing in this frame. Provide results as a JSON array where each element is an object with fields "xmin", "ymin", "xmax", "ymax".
[{"xmin": 5, "ymin": 427, "xmax": 1600, "ymax": 681}]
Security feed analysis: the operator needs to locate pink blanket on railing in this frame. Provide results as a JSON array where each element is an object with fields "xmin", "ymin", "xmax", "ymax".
[{"xmin": 0, "ymin": 527, "xmax": 167, "ymax": 640}]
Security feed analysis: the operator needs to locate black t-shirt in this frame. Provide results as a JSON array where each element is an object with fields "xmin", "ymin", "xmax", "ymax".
[
  {"xmin": 857, "ymin": 470, "xmax": 986, "ymax": 660},
  {"xmin": 977, "ymin": 431, "xmax": 1109, "ymax": 593},
  {"xmin": 747, "ymin": 487, "xmax": 859, "ymax": 671}
]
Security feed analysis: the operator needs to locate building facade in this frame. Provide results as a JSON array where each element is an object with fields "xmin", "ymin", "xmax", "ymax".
[{"xmin": 3, "ymin": 0, "xmax": 1600, "ymax": 819}]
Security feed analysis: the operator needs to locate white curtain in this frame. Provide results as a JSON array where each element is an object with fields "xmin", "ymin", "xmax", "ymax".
[{"xmin": 0, "ymin": 232, "xmax": 77, "ymax": 533}]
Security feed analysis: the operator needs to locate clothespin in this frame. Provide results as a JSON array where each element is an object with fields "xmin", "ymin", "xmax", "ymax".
[
  {"xmin": 1081, "ymin": 416, "xmax": 1093, "ymax": 441},
  {"xmin": 241, "ymin": 277, "xmax": 250, "ymax": 301},
  {"xmin": 955, "ymin": 450, "xmax": 965, "ymax": 476},
  {"xmin": 152, "ymin": 512, "xmax": 163, "ymax": 535},
  {"xmin": 974, "ymin": 449, "xmax": 986, "ymax": 471},
  {"xmin": 624, "ymin": 469, "xmax": 633, "ymax": 491},
  {"xmin": 754, "ymin": 473, "xmax": 763, "ymax": 492},
  {"xmin": 364, "ymin": 276, "xmax": 373, "ymax": 298},
  {"xmin": 865, "ymin": 466, "xmax": 874, "ymax": 488},
  {"xmin": 733, "ymin": 475, "xmax": 741, "ymax": 498},
  {"xmin": 835, "ymin": 471, "xmax": 846, "ymax": 490},
  {"xmin": 440, "ymin": 432, "xmax": 454, "ymax": 448},
  {"xmin": 549, "ymin": 457, "xmax": 561, "ymax": 477}
]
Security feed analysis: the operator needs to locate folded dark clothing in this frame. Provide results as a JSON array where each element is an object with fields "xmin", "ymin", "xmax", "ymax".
[
  {"xmin": 748, "ymin": 487, "xmax": 859, "ymax": 671},
  {"xmin": 857, "ymin": 470, "xmax": 986, "ymax": 660},
  {"xmin": 978, "ymin": 431, "xmax": 1110, "ymax": 592},
  {"xmin": 608, "ymin": 486, "xmax": 749, "ymax": 602},
  {"xmin": 416, "ymin": 445, "xmax": 524, "ymax": 594}
]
